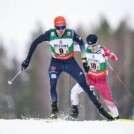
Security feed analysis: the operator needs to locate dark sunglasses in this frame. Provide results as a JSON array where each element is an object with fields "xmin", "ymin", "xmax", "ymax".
[{"xmin": 56, "ymin": 26, "xmax": 66, "ymax": 30}]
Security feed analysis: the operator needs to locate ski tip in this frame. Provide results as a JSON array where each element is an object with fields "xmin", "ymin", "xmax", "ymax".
[{"xmin": 117, "ymin": 119, "xmax": 134, "ymax": 122}]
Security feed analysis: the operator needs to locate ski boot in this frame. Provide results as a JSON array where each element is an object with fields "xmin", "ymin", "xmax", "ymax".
[
  {"xmin": 50, "ymin": 103, "xmax": 59, "ymax": 119},
  {"xmin": 70, "ymin": 105, "xmax": 79, "ymax": 120},
  {"xmin": 108, "ymin": 112, "xmax": 120, "ymax": 120}
]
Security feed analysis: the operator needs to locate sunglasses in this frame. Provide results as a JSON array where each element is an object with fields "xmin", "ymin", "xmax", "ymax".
[{"xmin": 56, "ymin": 26, "xmax": 66, "ymax": 30}]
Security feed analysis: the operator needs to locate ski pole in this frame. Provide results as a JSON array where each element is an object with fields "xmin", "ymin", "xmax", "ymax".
[
  {"xmin": 107, "ymin": 61, "xmax": 134, "ymax": 99},
  {"xmin": 8, "ymin": 70, "xmax": 22, "ymax": 85}
]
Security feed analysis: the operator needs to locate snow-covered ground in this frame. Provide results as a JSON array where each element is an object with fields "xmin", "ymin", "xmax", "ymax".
[{"xmin": 0, "ymin": 119, "xmax": 134, "ymax": 134}]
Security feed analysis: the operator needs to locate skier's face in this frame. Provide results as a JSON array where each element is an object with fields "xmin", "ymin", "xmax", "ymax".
[
  {"xmin": 89, "ymin": 44, "xmax": 98, "ymax": 52},
  {"xmin": 56, "ymin": 25, "xmax": 66, "ymax": 37}
]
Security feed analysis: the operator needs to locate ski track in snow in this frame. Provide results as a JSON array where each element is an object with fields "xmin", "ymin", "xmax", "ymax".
[{"xmin": 0, "ymin": 119, "xmax": 134, "ymax": 134}]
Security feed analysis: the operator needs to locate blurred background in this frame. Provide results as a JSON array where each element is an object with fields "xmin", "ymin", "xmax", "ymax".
[{"xmin": 0, "ymin": 0, "xmax": 134, "ymax": 120}]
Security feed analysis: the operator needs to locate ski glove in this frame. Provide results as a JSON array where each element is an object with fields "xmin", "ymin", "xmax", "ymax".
[
  {"xmin": 110, "ymin": 53, "xmax": 118, "ymax": 61},
  {"xmin": 21, "ymin": 59, "xmax": 29, "ymax": 70},
  {"xmin": 82, "ymin": 58, "xmax": 90, "ymax": 73},
  {"xmin": 103, "ymin": 48, "xmax": 118, "ymax": 61},
  {"xmin": 83, "ymin": 62, "xmax": 90, "ymax": 73},
  {"xmin": 103, "ymin": 48, "xmax": 111, "ymax": 57}
]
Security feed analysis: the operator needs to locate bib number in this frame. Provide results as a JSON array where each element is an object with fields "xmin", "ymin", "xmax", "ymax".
[
  {"xmin": 55, "ymin": 47, "xmax": 69, "ymax": 55},
  {"xmin": 89, "ymin": 62, "xmax": 100, "ymax": 70}
]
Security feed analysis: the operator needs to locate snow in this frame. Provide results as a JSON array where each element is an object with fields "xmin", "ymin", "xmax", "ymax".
[{"xmin": 0, "ymin": 119, "xmax": 134, "ymax": 134}]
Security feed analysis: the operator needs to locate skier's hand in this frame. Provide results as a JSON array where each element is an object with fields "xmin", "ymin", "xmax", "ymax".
[
  {"xmin": 103, "ymin": 48, "xmax": 118, "ymax": 61},
  {"xmin": 83, "ymin": 62, "xmax": 90, "ymax": 73},
  {"xmin": 110, "ymin": 53, "xmax": 118, "ymax": 61},
  {"xmin": 103, "ymin": 48, "xmax": 111, "ymax": 57},
  {"xmin": 82, "ymin": 57, "xmax": 90, "ymax": 73},
  {"xmin": 21, "ymin": 59, "xmax": 29, "ymax": 70}
]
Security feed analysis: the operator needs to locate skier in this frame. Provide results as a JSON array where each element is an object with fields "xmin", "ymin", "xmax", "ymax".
[
  {"xmin": 21, "ymin": 16, "xmax": 114, "ymax": 120},
  {"xmin": 71, "ymin": 34, "xmax": 119, "ymax": 119}
]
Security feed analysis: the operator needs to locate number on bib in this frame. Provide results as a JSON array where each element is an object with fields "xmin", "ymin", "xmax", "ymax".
[
  {"xmin": 89, "ymin": 62, "xmax": 100, "ymax": 70},
  {"xmin": 55, "ymin": 47, "xmax": 68, "ymax": 55}
]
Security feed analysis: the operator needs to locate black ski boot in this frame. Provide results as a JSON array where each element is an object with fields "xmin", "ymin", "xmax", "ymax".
[
  {"xmin": 115, "ymin": 116, "xmax": 119, "ymax": 119},
  {"xmin": 70, "ymin": 105, "xmax": 79, "ymax": 119},
  {"xmin": 50, "ymin": 102, "xmax": 59, "ymax": 119}
]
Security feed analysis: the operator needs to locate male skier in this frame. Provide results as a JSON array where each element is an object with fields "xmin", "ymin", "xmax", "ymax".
[{"xmin": 71, "ymin": 34, "xmax": 119, "ymax": 119}]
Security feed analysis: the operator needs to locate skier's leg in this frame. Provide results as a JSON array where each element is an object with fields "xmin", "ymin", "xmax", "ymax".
[
  {"xmin": 49, "ymin": 72, "xmax": 59, "ymax": 119},
  {"xmin": 97, "ymin": 77, "xmax": 119, "ymax": 118},
  {"xmin": 70, "ymin": 83, "xmax": 84, "ymax": 118},
  {"xmin": 71, "ymin": 83, "xmax": 84, "ymax": 106},
  {"xmin": 48, "ymin": 58, "xmax": 62, "ymax": 118}
]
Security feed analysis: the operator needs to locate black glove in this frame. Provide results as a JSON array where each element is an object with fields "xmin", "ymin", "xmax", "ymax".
[
  {"xmin": 82, "ymin": 57, "xmax": 90, "ymax": 73},
  {"xmin": 21, "ymin": 59, "xmax": 29, "ymax": 70},
  {"xmin": 83, "ymin": 62, "xmax": 90, "ymax": 73}
]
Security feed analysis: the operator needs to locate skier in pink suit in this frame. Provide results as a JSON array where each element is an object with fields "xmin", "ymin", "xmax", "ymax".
[{"xmin": 71, "ymin": 34, "xmax": 119, "ymax": 119}]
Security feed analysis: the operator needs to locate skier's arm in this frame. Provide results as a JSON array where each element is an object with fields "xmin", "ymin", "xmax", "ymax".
[
  {"xmin": 74, "ymin": 45, "xmax": 81, "ymax": 52},
  {"xmin": 26, "ymin": 30, "xmax": 50, "ymax": 61},
  {"xmin": 103, "ymin": 47, "xmax": 118, "ymax": 61},
  {"xmin": 73, "ymin": 31, "xmax": 86, "ymax": 58},
  {"xmin": 73, "ymin": 31, "xmax": 89, "ymax": 73},
  {"xmin": 21, "ymin": 30, "xmax": 50, "ymax": 70},
  {"xmin": 74, "ymin": 44, "xmax": 88, "ymax": 52}
]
